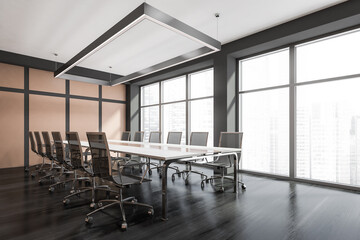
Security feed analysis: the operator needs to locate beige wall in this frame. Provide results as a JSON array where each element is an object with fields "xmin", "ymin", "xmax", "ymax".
[
  {"xmin": 70, "ymin": 99, "xmax": 99, "ymax": 141},
  {"xmin": 0, "ymin": 63, "xmax": 126, "ymax": 169},
  {"xmin": 0, "ymin": 63, "xmax": 24, "ymax": 89},
  {"xmin": 0, "ymin": 92, "xmax": 24, "ymax": 168},
  {"xmin": 102, "ymin": 84, "xmax": 126, "ymax": 101},
  {"xmin": 103, "ymin": 102, "xmax": 126, "ymax": 141},
  {"xmin": 29, "ymin": 95, "xmax": 66, "ymax": 165},
  {"xmin": 29, "ymin": 68, "xmax": 65, "ymax": 94},
  {"xmin": 70, "ymin": 80, "xmax": 99, "ymax": 98}
]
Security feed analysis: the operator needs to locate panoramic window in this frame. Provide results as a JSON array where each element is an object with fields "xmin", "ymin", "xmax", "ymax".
[
  {"xmin": 239, "ymin": 49, "xmax": 290, "ymax": 176},
  {"xmin": 296, "ymin": 29, "xmax": 360, "ymax": 185},
  {"xmin": 141, "ymin": 68, "xmax": 214, "ymax": 145}
]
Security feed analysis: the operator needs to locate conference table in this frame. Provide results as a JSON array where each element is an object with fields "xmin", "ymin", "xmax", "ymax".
[{"xmin": 79, "ymin": 139, "xmax": 241, "ymax": 221}]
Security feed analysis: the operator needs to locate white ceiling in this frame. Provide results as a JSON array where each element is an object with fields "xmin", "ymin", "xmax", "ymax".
[{"xmin": 0, "ymin": 0, "xmax": 346, "ymax": 76}]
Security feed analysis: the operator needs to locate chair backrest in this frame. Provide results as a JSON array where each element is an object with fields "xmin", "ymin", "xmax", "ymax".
[
  {"xmin": 133, "ymin": 131, "xmax": 144, "ymax": 142},
  {"xmin": 42, "ymin": 131, "xmax": 53, "ymax": 159},
  {"xmin": 29, "ymin": 131, "xmax": 37, "ymax": 154},
  {"xmin": 190, "ymin": 132, "xmax": 209, "ymax": 146},
  {"xmin": 86, "ymin": 132, "xmax": 112, "ymax": 179},
  {"xmin": 66, "ymin": 132, "xmax": 84, "ymax": 169},
  {"xmin": 121, "ymin": 131, "xmax": 131, "ymax": 141},
  {"xmin": 219, "ymin": 132, "xmax": 243, "ymax": 148},
  {"xmin": 52, "ymin": 132, "xmax": 65, "ymax": 164},
  {"xmin": 34, "ymin": 131, "xmax": 44, "ymax": 155},
  {"xmin": 167, "ymin": 132, "xmax": 182, "ymax": 144},
  {"xmin": 149, "ymin": 131, "xmax": 161, "ymax": 143}
]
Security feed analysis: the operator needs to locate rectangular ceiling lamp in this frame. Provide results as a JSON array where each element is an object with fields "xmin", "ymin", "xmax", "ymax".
[{"xmin": 54, "ymin": 3, "xmax": 221, "ymax": 86}]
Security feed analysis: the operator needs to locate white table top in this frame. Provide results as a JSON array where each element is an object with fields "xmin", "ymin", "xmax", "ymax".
[
  {"xmin": 74, "ymin": 140, "xmax": 241, "ymax": 161},
  {"xmin": 106, "ymin": 140, "xmax": 241, "ymax": 161}
]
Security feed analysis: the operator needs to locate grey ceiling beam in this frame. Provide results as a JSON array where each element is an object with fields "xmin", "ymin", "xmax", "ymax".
[
  {"xmin": 60, "ymin": 73, "xmax": 111, "ymax": 86},
  {"xmin": 54, "ymin": 3, "xmax": 221, "ymax": 86}
]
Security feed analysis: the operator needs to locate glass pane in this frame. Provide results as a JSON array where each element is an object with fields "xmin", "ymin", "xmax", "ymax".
[
  {"xmin": 296, "ymin": 29, "xmax": 360, "ymax": 82},
  {"xmin": 161, "ymin": 76, "xmax": 186, "ymax": 103},
  {"xmin": 189, "ymin": 69, "xmax": 213, "ymax": 99},
  {"xmin": 189, "ymin": 98, "xmax": 213, "ymax": 146},
  {"xmin": 297, "ymin": 78, "xmax": 360, "ymax": 185},
  {"xmin": 240, "ymin": 49, "xmax": 289, "ymax": 91},
  {"xmin": 141, "ymin": 106, "xmax": 159, "ymax": 141},
  {"xmin": 241, "ymin": 88, "xmax": 289, "ymax": 175},
  {"xmin": 141, "ymin": 83, "xmax": 159, "ymax": 106},
  {"xmin": 162, "ymin": 102, "xmax": 186, "ymax": 144}
]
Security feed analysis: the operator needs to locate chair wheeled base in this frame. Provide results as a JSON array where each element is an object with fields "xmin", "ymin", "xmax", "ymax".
[
  {"xmin": 148, "ymin": 159, "xmax": 180, "ymax": 178},
  {"xmin": 84, "ymin": 188, "xmax": 154, "ymax": 231},
  {"xmin": 201, "ymin": 175, "xmax": 246, "ymax": 192},
  {"xmin": 63, "ymin": 177, "xmax": 118, "ymax": 208},
  {"xmin": 172, "ymin": 161, "xmax": 207, "ymax": 185}
]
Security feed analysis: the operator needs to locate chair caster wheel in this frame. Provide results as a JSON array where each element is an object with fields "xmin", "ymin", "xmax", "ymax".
[
  {"xmin": 149, "ymin": 169, "xmax": 152, "ymax": 175},
  {"xmin": 219, "ymin": 187, "xmax": 225, "ymax": 193},
  {"xmin": 85, "ymin": 217, "xmax": 93, "ymax": 224},
  {"xmin": 185, "ymin": 179, "xmax": 189, "ymax": 185},
  {"xmin": 90, "ymin": 202, "xmax": 96, "ymax": 209},
  {"xmin": 148, "ymin": 209, "xmax": 154, "ymax": 215},
  {"xmin": 38, "ymin": 180, "xmax": 43, "ymax": 185},
  {"xmin": 49, "ymin": 187, "xmax": 55, "ymax": 192},
  {"xmin": 201, "ymin": 182, "xmax": 204, "ymax": 189},
  {"xmin": 121, "ymin": 222, "xmax": 127, "ymax": 231},
  {"xmin": 171, "ymin": 175, "xmax": 175, "ymax": 182},
  {"xmin": 241, "ymin": 184, "xmax": 247, "ymax": 190},
  {"xmin": 63, "ymin": 198, "xmax": 70, "ymax": 205}
]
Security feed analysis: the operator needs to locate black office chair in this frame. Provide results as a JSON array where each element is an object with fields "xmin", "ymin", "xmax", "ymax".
[
  {"xmin": 172, "ymin": 132, "xmax": 209, "ymax": 184},
  {"xmin": 84, "ymin": 132, "xmax": 154, "ymax": 230},
  {"xmin": 38, "ymin": 131, "xmax": 69, "ymax": 185},
  {"xmin": 133, "ymin": 131, "xmax": 144, "ymax": 142},
  {"xmin": 151, "ymin": 132, "xmax": 182, "ymax": 178},
  {"xmin": 121, "ymin": 131, "xmax": 131, "ymax": 141},
  {"xmin": 120, "ymin": 131, "xmax": 145, "ymax": 173},
  {"xmin": 63, "ymin": 132, "xmax": 117, "ymax": 208},
  {"xmin": 167, "ymin": 132, "xmax": 182, "ymax": 144},
  {"xmin": 149, "ymin": 131, "xmax": 161, "ymax": 143},
  {"xmin": 34, "ymin": 131, "xmax": 57, "ymax": 184},
  {"xmin": 145, "ymin": 131, "xmax": 161, "ymax": 176},
  {"xmin": 29, "ymin": 131, "xmax": 49, "ymax": 177},
  {"xmin": 48, "ymin": 132, "xmax": 75, "ymax": 192},
  {"xmin": 201, "ymin": 132, "xmax": 246, "ymax": 192}
]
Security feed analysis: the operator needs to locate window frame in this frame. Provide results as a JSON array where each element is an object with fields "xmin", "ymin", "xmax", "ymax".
[
  {"xmin": 237, "ymin": 26, "xmax": 360, "ymax": 189},
  {"xmin": 140, "ymin": 68, "xmax": 214, "ymax": 145}
]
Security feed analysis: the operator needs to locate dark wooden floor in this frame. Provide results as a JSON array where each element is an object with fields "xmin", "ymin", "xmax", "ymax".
[{"xmin": 1, "ymin": 166, "xmax": 360, "ymax": 240}]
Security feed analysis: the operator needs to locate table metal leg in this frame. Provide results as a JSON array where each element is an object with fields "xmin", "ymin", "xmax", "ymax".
[
  {"xmin": 233, "ymin": 153, "xmax": 239, "ymax": 193},
  {"xmin": 161, "ymin": 161, "xmax": 172, "ymax": 221}
]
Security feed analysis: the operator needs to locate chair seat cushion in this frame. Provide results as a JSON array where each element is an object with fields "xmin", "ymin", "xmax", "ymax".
[{"xmin": 112, "ymin": 174, "xmax": 142, "ymax": 186}]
